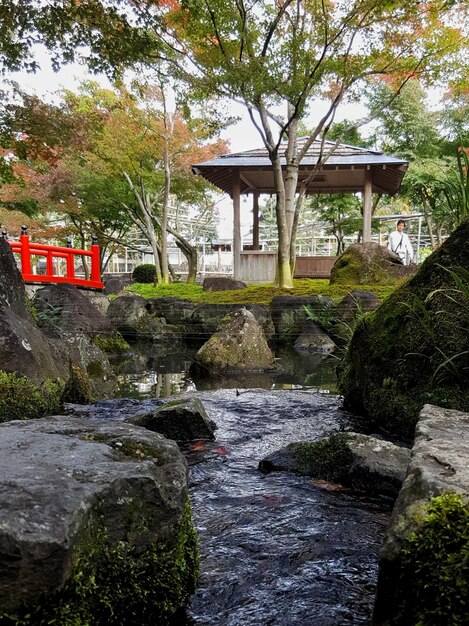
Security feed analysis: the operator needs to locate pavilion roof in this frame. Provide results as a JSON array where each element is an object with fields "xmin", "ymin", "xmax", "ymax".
[{"xmin": 192, "ymin": 139, "xmax": 408, "ymax": 197}]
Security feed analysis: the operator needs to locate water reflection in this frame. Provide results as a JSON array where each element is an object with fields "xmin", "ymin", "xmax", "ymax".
[
  {"xmin": 104, "ymin": 348, "xmax": 388, "ymax": 625},
  {"xmin": 109, "ymin": 342, "xmax": 339, "ymax": 399}
]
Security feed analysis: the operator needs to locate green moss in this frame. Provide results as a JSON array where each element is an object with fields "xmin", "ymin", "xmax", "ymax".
[
  {"xmin": 86, "ymin": 361, "xmax": 103, "ymax": 379},
  {"xmin": 0, "ymin": 371, "xmax": 64, "ymax": 422},
  {"xmin": 128, "ymin": 279, "xmax": 395, "ymax": 305},
  {"xmin": 395, "ymin": 492, "xmax": 469, "ymax": 626},
  {"xmin": 79, "ymin": 434, "xmax": 166, "ymax": 463},
  {"xmin": 291, "ymin": 435, "xmax": 354, "ymax": 480},
  {"xmin": 93, "ymin": 333, "xmax": 130, "ymax": 353},
  {"xmin": 62, "ymin": 364, "xmax": 94, "ymax": 405},
  {"xmin": 25, "ymin": 295, "xmax": 39, "ymax": 322},
  {"xmin": 161, "ymin": 399, "xmax": 186, "ymax": 408},
  {"xmin": 112, "ymin": 438, "xmax": 166, "ymax": 463},
  {"xmin": 2, "ymin": 498, "xmax": 199, "ymax": 626}
]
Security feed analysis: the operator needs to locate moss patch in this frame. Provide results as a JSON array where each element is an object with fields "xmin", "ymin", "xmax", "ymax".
[
  {"xmin": 128, "ymin": 279, "xmax": 395, "ymax": 305},
  {"xmin": 93, "ymin": 333, "xmax": 130, "ymax": 353},
  {"xmin": 62, "ymin": 363, "xmax": 94, "ymax": 405},
  {"xmin": 291, "ymin": 435, "xmax": 354, "ymax": 481},
  {"xmin": 0, "ymin": 371, "xmax": 64, "ymax": 422},
  {"xmin": 2, "ymin": 498, "xmax": 199, "ymax": 626},
  {"xmin": 394, "ymin": 492, "xmax": 469, "ymax": 626},
  {"xmin": 86, "ymin": 361, "xmax": 104, "ymax": 379}
]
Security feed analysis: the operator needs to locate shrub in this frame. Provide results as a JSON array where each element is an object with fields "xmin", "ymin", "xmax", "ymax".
[
  {"xmin": 132, "ymin": 264, "xmax": 157, "ymax": 284},
  {"xmin": 0, "ymin": 371, "xmax": 64, "ymax": 422}
]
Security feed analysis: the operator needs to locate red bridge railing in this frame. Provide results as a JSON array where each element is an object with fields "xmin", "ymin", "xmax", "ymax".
[{"xmin": 5, "ymin": 227, "xmax": 104, "ymax": 290}]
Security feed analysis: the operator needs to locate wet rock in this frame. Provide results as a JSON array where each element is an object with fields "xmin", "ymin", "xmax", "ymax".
[
  {"xmin": 330, "ymin": 242, "xmax": 413, "ymax": 285},
  {"xmin": 64, "ymin": 397, "xmax": 164, "ymax": 420},
  {"xmin": 202, "ymin": 276, "xmax": 247, "ymax": 291},
  {"xmin": 293, "ymin": 320, "xmax": 336, "ymax": 353},
  {"xmin": 373, "ymin": 404, "xmax": 469, "ymax": 625},
  {"xmin": 338, "ymin": 219, "xmax": 469, "ymax": 441},
  {"xmin": 192, "ymin": 308, "xmax": 277, "ymax": 374},
  {"xmin": 107, "ymin": 294, "xmax": 149, "ymax": 337},
  {"xmin": 188, "ymin": 302, "xmax": 275, "ymax": 344},
  {"xmin": 145, "ymin": 297, "xmax": 196, "ymax": 326},
  {"xmin": 128, "ymin": 397, "xmax": 217, "ymax": 442},
  {"xmin": 259, "ymin": 432, "xmax": 410, "ymax": 498},
  {"xmin": 33, "ymin": 284, "xmax": 114, "ymax": 337},
  {"xmin": 270, "ymin": 295, "xmax": 333, "ymax": 344},
  {"xmin": 0, "ymin": 416, "xmax": 198, "ymax": 623}
]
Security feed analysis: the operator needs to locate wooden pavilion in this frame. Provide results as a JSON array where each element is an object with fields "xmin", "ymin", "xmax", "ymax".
[{"xmin": 192, "ymin": 139, "xmax": 408, "ymax": 281}]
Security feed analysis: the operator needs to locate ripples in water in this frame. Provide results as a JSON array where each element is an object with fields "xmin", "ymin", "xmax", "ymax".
[{"xmin": 175, "ymin": 389, "xmax": 391, "ymax": 626}]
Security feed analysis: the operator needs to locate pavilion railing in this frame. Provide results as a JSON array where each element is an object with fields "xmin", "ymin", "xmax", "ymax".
[{"xmin": 3, "ymin": 226, "xmax": 104, "ymax": 290}]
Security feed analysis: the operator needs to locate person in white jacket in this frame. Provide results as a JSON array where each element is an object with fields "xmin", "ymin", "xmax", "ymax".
[{"xmin": 387, "ymin": 219, "xmax": 414, "ymax": 265}]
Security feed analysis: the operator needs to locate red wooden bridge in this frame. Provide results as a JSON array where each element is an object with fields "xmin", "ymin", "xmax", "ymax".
[{"xmin": 5, "ymin": 227, "xmax": 104, "ymax": 290}]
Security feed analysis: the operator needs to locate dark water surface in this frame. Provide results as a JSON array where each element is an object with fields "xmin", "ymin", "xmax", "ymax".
[{"xmin": 108, "ymin": 349, "xmax": 391, "ymax": 625}]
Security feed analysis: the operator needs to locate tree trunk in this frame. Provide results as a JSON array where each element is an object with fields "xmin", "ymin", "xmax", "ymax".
[
  {"xmin": 272, "ymin": 155, "xmax": 294, "ymax": 288},
  {"xmin": 422, "ymin": 196, "xmax": 436, "ymax": 249},
  {"xmin": 175, "ymin": 239, "xmax": 197, "ymax": 283},
  {"xmin": 160, "ymin": 137, "xmax": 171, "ymax": 285}
]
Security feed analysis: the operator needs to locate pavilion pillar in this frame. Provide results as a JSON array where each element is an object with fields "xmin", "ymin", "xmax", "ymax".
[
  {"xmin": 252, "ymin": 191, "xmax": 260, "ymax": 250},
  {"xmin": 232, "ymin": 169, "xmax": 241, "ymax": 279},
  {"xmin": 362, "ymin": 169, "xmax": 372, "ymax": 242}
]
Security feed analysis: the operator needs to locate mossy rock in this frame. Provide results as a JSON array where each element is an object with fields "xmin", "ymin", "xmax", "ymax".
[
  {"xmin": 93, "ymin": 333, "xmax": 130, "ymax": 353},
  {"xmin": 62, "ymin": 363, "xmax": 94, "ymax": 404},
  {"xmin": 330, "ymin": 242, "xmax": 410, "ymax": 285},
  {"xmin": 0, "ymin": 371, "xmax": 64, "ymax": 422},
  {"xmin": 338, "ymin": 219, "xmax": 469, "ymax": 441},
  {"xmin": 5, "ymin": 498, "xmax": 199, "ymax": 626},
  {"xmin": 392, "ymin": 492, "xmax": 469, "ymax": 626}
]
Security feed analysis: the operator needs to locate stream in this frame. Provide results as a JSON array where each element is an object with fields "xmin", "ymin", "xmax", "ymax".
[{"xmin": 107, "ymin": 346, "xmax": 392, "ymax": 625}]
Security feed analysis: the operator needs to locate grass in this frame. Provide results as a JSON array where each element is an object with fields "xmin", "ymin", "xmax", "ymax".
[{"xmin": 127, "ymin": 279, "xmax": 397, "ymax": 305}]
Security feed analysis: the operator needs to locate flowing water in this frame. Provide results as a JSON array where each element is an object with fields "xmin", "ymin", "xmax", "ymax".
[{"xmin": 107, "ymin": 346, "xmax": 392, "ymax": 625}]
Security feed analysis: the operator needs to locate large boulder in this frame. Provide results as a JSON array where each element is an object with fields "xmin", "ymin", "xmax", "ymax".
[
  {"xmin": 128, "ymin": 397, "xmax": 217, "ymax": 442},
  {"xmin": 33, "ymin": 283, "xmax": 114, "ymax": 337},
  {"xmin": 373, "ymin": 404, "xmax": 469, "ymax": 626},
  {"xmin": 32, "ymin": 284, "xmax": 116, "ymax": 399},
  {"xmin": 107, "ymin": 294, "xmax": 149, "ymax": 337},
  {"xmin": 259, "ymin": 432, "xmax": 410, "ymax": 498},
  {"xmin": 192, "ymin": 308, "xmax": 277, "ymax": 374},
  {"xmin": 202, "ymin": 276, "xmax": 247, "ymax": 291},
  {"xmin": 0, "ymin": 240, "xmax": 68, "ymax": 384},
  {"xmin": 338, "ymin": 219, "xmax": 469, "ymax": 441},
  {"xmin": 0, "ymin": 416, "xmax": 198, "ymax": 624},
  {"xmin": 103, "ymin": 273, "xmax": 132, "ymax": 296},
  {"xmin": 330, "ymin": 242, "xmax": 414, "ymax": 285},
  {"xmin": 187, "ymin": 303, "xmax": 275, "ymax": 345}
]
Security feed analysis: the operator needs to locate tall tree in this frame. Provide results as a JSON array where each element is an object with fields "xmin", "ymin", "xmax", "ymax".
[
  {"xmin": 0, "ymin": 82, "xmax": 227, "ymax": 282},
  {"xmin": 369, "ymin": 78, "xmax": 468, "ymax": 244},
  {"xmin": 161, "ymin": 0, "xmax": 468, "ymax": 287},
  {"xmin": 1, "ymin": 1, "xmax": 468, "ymax": 287}
]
